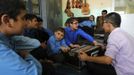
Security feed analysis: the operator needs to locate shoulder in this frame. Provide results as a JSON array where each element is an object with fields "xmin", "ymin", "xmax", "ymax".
[
  {"xmin": 109, "ymin": 28, "xmax": 123, "ymax": 39},
  {"xmin": 0, "ymin": 43, "xmax": 10, "ymax": 51},
  {"xmin": 65, "ymin": 27, "xmax": 70, "ymax": 31},
  {"xmin": 48, "ymin": 36, "xmax": 55, "ymax": 41},
  {"xmin": 108, "ymin": 28, "xmax": 125, "ymax": 46},
  {"xmin": 77, "ymin": 28, "xmax": 84, "ymax": 32}
]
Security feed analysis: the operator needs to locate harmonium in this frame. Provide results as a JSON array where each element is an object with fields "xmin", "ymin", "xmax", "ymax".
[{"xmin": 66, "ymin": 45, "xmax": 102, "ymax": 70}]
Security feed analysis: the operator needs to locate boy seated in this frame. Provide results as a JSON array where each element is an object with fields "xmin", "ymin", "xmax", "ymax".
[
  {"xmin": 0, "ymin": 0, "xmax": 42, "ymax": 75},
  {"xmin": 47, "ymin": 27, "xmax": 70, "ymax": 63}
]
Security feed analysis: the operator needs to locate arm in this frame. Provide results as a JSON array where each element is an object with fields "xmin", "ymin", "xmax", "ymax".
[
  {"xmin": 61, "ymin": 39, "xmax": 69, "ymax": 47},
  {"xmin": 64, "ymin": 33, "xmax": 72, "ymax": 46},
  {"xmin": 12, "ymin": 36, "xmax": 41, "ymax": 51},
  {"xmin": 61, "ymin": 39, "xmax": 71, "ymax": 52},
  {"xmin": 79, "ymin": 52, "xmax": 112, "ymax": 64},
  {"xmin": 0, "ymin": 44, "xmax": 41, "ymax": 75},
  {"xmin": 48, "ymin": 37, "xmax": 61, "ymax": 54},
  {"xmin": 78, "ymin": 29, "xmax": 100, "ymax": 46},
  {"xmin": 78, "ymin": 29, "xmax": 94, "ymax": 43},
  {"xmin": 79, "ymin": 35, "xmax": 119, "ymax": 65}
]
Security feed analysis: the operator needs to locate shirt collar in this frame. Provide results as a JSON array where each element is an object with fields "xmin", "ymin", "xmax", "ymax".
[
  {"xmin": 0, "ymin": 32, "xmax": 12, "ymax": 48},
  {"xmin": 67, "ymin": 27, "xmax": 78, "ymax": 32},
  {"xmin": 109, "ymin": 28, "xmax": 120, "ymax": 37}
]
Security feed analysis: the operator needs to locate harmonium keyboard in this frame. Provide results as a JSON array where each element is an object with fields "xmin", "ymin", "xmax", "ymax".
[
  {"xmin": 69, "ymin": 45, "xmax": 101, "ymax": 56},
  {"xmin": 66, "ymin": 45, "xmax": 101, "ymax": 70}
]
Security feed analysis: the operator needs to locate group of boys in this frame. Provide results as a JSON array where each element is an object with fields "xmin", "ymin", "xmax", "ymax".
[{"xmin": 1, "ymin": 0, "xmax": 134, "ymax": 75}]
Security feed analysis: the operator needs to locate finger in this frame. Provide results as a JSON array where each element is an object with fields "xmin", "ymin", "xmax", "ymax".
[{"xmin": 79, "ymin": 51, "xmax": 84, "ymax": 55}]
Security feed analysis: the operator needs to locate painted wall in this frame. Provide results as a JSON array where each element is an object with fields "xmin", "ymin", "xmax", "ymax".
[
  {"xmin": 46, "ymin": 0, "xmax": 62, "ymax": 31},
  {"xmin": 121, "ymin": 14, "xmax": 134, "ymax": 37},
  {"xmin": 62, "ymin": 0, "xmax": 113, "ymax": 26}
]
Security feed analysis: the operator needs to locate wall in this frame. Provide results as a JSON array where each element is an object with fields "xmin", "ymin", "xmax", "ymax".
[
  {"xmin": 62, "ymin": 0, "xmax": 134, "ymax": 37},
  {"xmin": 62, "ymin": 0, "xmax": 113, "ymax": 26},
  {"xmin": 121, "ymin": 14, "xmax": 134, "ymax": 37},
  {"xmin": 45, "ymin": 0, "xmax": 63, "ymax": 31}
]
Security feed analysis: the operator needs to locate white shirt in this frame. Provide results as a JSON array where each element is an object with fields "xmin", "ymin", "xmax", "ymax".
[{"xmin": 105, "ymin": 28, "xmax": 134, "ymax": 75}]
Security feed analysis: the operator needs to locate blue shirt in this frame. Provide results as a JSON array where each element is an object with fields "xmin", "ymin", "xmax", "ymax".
[
  {"xmin": 65, "ymin": 27, "xmax": 94, "ymax": 46},
  {"xmin": 47, "ymin": 35, "xmax": 68, "ymax": 55},
  {"xmin": 12, "ymin": 36, "xmax": 41, "ymax": 51},
  {"xmin": 79, "ymin": 20, "xmax": 95, "ymax": 28},
  {"xmin": 23, "ymin": 28, "xmax": 37, "ymax": 38},
  {"xmin": 0, "ymin": 33, "xmax": 42, "ymax": 75},
  {"xmin": 43, "ymin": 28, "xmax": 53, "ymax": 36}
]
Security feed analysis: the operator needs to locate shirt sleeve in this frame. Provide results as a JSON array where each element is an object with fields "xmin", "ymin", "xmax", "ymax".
[
  {"xmin": 61, "ymin": 39, "xmax": 68, "ymax": 47},
  {"xmin": 105, "ymin": 36, "xmax": 120, "ymax": 59},
  {"xmin": 47, "ymin": 37, "xmax": 61, "ymax": 54},
  {"xmin": 92, "ymin": 21, "xmax": 96, "ymax": 26},
  {"xmin": 64, "ymin": 29, "xmax": 72, "ymax": 46},
  {"xmin": 78, "ymin": 29, "xmax": 94, "ymax": 43},
  {"xmin": 12, "ymin": 36, "xmax": 40, "ymax": 51},
  {"xmin": 0, "ymin": 44, "xmax": 41, "ymax": 75}
]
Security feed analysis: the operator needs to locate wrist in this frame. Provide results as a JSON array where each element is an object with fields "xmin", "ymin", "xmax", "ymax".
[
  {"xmin": 70, "ymin": 44, "xmax": 74, "ymax": 48},
  {"xmin": 86, "ymin": 56, "xmax": 92, "ymax": 62}
]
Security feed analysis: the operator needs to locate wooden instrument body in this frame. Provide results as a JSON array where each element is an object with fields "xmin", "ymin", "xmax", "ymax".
[{"xmin": 81, "ymin": 0, "xmax": 90, "ymax": 15}]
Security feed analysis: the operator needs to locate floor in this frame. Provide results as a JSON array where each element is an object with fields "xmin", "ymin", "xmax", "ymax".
[{"xmin": 55, "ymin": 63, "xmax": 91, "ymax": 75}]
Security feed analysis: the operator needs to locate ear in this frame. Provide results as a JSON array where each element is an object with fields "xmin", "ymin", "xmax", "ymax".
[
  {"xmin": 1, "ymin": 14, "xmax": 10, "ymax": 25},
  {"xmin": 70, "ymin": 23, "xmax": 73, "ymax": 26},
  {"xmin": 108, "ymin": 23, "xmax": 113, "ymax": 27},
  {"xmin": 27, "ymin": 20, "xmax": 32, "ymax": 25},
  {"xmin": 54, "ymin": 32, "xmax": 56, "ymax": 35}
]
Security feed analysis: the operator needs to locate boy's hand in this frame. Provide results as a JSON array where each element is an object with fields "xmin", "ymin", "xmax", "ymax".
[
  {"xmin": 93, "ymin": 41, "xmax": 106, "ymax": 50},
  {"xmin": 41, "ymin": 42, "xmax": 46, "ymax": 48},
  {"xmin": 67, "ymin": 47, "xmax": 71, "ymax": 51},
  {"xmin": 61, "ymin": 46, "xmax": 70, "ymax": 53},
  {"xmin": 93, "ymin": 41, "xmax": 99, "ymax": 46},
  {"xmin": 19, "ymin": 50, "xmax": 29, "ymax": 58},
  {"xmin": 70, "ymin": 44, "xmax": 80, "ymax": 48}
]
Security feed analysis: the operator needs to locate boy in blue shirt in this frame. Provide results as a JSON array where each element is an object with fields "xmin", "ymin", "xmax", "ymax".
[
  {"xmin": 47, "ymin": 27, "xmax": 70, "ymax": 62},
  {"xmin": 65, "ymin": 18, "xmax": 99, "ymax": 48},
  {"xmin": 0, "ymin": 0, "xmax": 42, "ymax": 75}
]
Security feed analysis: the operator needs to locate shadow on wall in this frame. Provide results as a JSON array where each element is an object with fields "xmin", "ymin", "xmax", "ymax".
[{"xmin": 46, "ymin": 0, "xmax": 63, "ymax": 32}]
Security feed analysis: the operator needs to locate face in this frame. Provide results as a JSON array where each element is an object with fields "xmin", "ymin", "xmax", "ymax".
[
  {"xmin": 103, "ymin": 21, "xmax": 111, "ymax": 33},
  {"xmin": 89, "ymin": 16, "xmax": 94, "ymax": 21},
  {"xmin": 70, "ymin": 20, "xmax": 78, "ymax": 30},
  {"xmin": 10, "ymin": 10, "xmax": 27, "ymax": 35},
  {"xmin": 55, "ymin": 31, "xmax": 64, "ymax": 41},
  {"xmin": 28, "ymin": 18, "xmax": 38, "ymax": 29},
  {"xmin": 37, "ymin": 21, "xmax": 43, "ymax": 29},
  {"xmin": 102, "ymin": 12, "xmax": 107, "ymax": 17}
]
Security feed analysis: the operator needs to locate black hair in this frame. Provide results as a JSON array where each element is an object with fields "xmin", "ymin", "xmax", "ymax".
[
  {"xmin": 69, "ymin": 17, "xmax": 78, "ymax": 24},
  {"xmin": 90, "ymin": 15, "xmax": 95, "ymax": 21},
  {"xmin": 65, "ymin": 18, "xmax": 71, "ymax": 24},
  {"xmin": 102, "ymin": 10, "xmax": 108, "ymax": 14},
  {"xmin": 0, "ymin": 0, "xmax": 25, "ymax": 24},
  {"xmin": 55, "ymin": 27, "xmax": 65, "ymax": 34},
  {"xmin": 65, "ymin": 18, "xmax": 71, "ymax": 26},
  {"xmin": 37, "ymin": 17, "xmax": 43, "ymax": 22},
  {"xmin": 104, "ymin": 12, "xmax": 121, "ymax": 27},
  {"xmin": 25, "ymin": 14, "xmax": 37, "ymax": 21}
]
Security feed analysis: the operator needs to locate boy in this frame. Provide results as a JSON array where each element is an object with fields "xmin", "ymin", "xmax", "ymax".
[
  {"xmin": 23, "ymin": 14, "xmax": 39, "ymax": 37},
  {"xmin": 24, "ymin": 14, "xmax": 56, "ymax": 75},
  {"xmin": 64, "ymin": 17, "xmax": 98, "ymax": 48},
  {"xmin": 47, "ymin": 27, "xmax": 70, "ymax": 62},
  {"xmin": 0, "ymin": 0, "xmax": 41, "ymax": 75}
]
